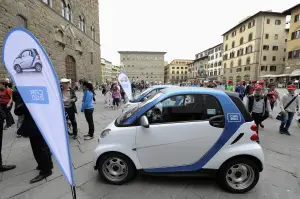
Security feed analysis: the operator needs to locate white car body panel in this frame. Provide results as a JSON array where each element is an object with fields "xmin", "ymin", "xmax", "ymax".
[{"xmin": 136, "ymin": 121, "xmax": 222, "ymax": 169}]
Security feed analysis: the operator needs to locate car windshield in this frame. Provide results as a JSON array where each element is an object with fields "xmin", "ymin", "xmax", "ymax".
[
  {"xmin": 116, "ymin": 92, "xmax": 163, "ymax": 125},
  {"xmin": 133, "ymin": 88, "xmax": 152, "ymax": 101}
]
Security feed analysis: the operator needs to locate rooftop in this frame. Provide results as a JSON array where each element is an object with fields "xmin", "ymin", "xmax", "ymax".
[
  {"xmin": 118, "ymin": 51, "xmax": 167, "ymax": 54},
  {"xmin": 282, "ymin": 3, "xmax": 300, "ymax": 15},
  {"xmin": 222, "ymin": 11, "xmax": 284, "ymax": 36}
]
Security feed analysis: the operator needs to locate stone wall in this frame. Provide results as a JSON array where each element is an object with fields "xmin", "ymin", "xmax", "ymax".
[{"xmin": 0, "ymin": 0, "xmax": 101, "ymax": 82}]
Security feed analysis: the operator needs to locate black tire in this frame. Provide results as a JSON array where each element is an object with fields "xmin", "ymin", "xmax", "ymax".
[
  {"xmin": 217, "ymin": 158, "xmax": 259, "ymax": 193},
  {"xmin": 14, "ymin": 65, "xmax": 22, "ymax": 73},
  {"xmin": 35, "ymin": 63, "xmax": 42, "ymax": 72},
  {"xmin": 97, "ymin": 152, "xmax": 136, "ymax": 185}
]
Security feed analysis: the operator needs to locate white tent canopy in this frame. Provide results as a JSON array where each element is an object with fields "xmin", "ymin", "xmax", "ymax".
[{"xmin": 290, "ymin": 69, "xmax": 300, "ymax": 77}]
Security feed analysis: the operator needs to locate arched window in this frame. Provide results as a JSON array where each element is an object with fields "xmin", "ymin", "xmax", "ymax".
[
  {"xmin": 218, "ymin": 61, "xmax": 222, "ymax": 66},
  {"xmin": 232, "ymin": 41, "xmax": 235, "ymax": 48},
  {"xmin": 91, "ymin": 26, "xmax": 95, "ymax": 40},
  {"xmin": 211, "ymin": 63, "xmax": 213, "ymax": 68},
  {"xmin": 230, "ymin": 61, "xmax": 234, "ymax": 68},
  {"xmin": 16, "ymin": 15, "xmax": 27, "ymax": 28},
  {"xmin": 246, "ymin": 57, "xmax": 251, "ymax": 64},
  {"xmin": 240, "ymin": 37, "xmax": 244, "ymax": 45},
  {"xmin": 65, "ymin": 55, "xmax": 77, "ymax": 81},
  {"xmin": 214, "ymin": 70, "xmax": 217, "ymax": 76},
  {"xmin": 79, "ymin": 15, "xmax": 86, "ymax": 32},
  {"xmin": 61, "ymin": 0, "xmax": 71, "ymax": 21},
  {"xmin": 238, "ymin": 59, "xmax": 242, "ymax": 66},
  {"xmin": 248, "ymin": 45, "xmax": 253, "ymax": 53},
  {"xmin": 248, "ymin": 33, "xmax": 253, "ymax": 41},
  {"xmin": 225, "ymin": 45, "xmax": 228, "ymax": 51},
  {"xmin": 224, "ymin": 63, "xmax": 227, "ymax": 68},
  {"xmin": 42, "ymin": 0, "xmax": 52, "ymax": 6},
  {"xmin": 214, "ymin": 62, "xmax": 217, "ymax": 67}
]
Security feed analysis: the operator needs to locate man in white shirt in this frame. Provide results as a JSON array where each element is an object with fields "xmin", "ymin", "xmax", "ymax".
[{"xmin": 279, "ymin": 84, "xmax": 300, "ymax": 135}]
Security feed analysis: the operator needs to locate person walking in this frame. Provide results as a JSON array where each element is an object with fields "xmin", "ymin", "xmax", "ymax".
[
  {"xmin": 82, "ymin": 82, "xmax": 95, "ymax": 140},
  {"xmin": 61, "ymin": 78, "xmax": 78, "ymax": 139},
  {"xmin": 14, "ymin": 102, "xmax": 53, "ymax": 183},
  {"xmin": 0, "ymin": 82, "xmax": 14, "ymax": 129},
  {"xmin": 225, "ymin": 80, "xmax": 234, "ymax": 91},
  {"xmin": 244, "ymin": 80, "xmax": 256, "ymax": 97},
  {"xmin": 235, "ymin": 81, "xmax": 245, "ymax": 100},
  {"xmin": 246, "ymin": 85, "xmax": 271, "ymax": 142},
  {"xmin": 112, "ymin": 84, "xmax": 121, "ymax": 109},
  {"xmin": 0, "ymin": 103, "xmax": 16, "ymax": 172},
  {"xmin": 267, "ymin": 83, "xmax": 280, "ymax": 111},
  {"xmin": 279, "ymin": 84, "xmax": 300, "ymax": 135}
]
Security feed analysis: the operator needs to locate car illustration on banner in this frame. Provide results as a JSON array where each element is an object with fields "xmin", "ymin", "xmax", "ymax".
[
  {"xmin": 119, "ymin": 76, "xmax": 128, "ymax": 83},
  {"xmin": 13, "ymin": 48, "xmax": 43, "ymax": 73}
]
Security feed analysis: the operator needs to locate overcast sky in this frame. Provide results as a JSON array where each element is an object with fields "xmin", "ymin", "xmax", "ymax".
[{"xmin": 99, "ymin": 0, "xmax": 299, "ymax": 65}]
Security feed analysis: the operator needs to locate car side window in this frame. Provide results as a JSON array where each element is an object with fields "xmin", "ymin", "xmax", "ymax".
[
  {"xmin": 22, "ymin": 51, "xmax": 30, "ymax": 57},
  {"xmin": 144, "ymin": 94, "xmax": 223, "ymax": 124}
]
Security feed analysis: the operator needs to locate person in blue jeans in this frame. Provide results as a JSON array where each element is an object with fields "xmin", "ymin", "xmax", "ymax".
[
  {"xmin": 279, "ymin": 84, "xmax": 300, "ymax": 135},
  {"xmin": 81, "ymin": 82, "xmax": 95, "ymax": 140}
]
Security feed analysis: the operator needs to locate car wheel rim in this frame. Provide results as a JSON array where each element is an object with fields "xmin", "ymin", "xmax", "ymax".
[
  {"xmin": 102, "ymin": 157, "xmax": 128, "ymax": 182},
  {"xmin": 225, "ymin": 163, "xmax": 255, "ymax": 190},
  {"xmin": 36, "ymin": 65, "xmax": 42, "ymax": 71},
  {"xmin": 16, "ymin": 67, "xmax": 21, "ymax": 72}
]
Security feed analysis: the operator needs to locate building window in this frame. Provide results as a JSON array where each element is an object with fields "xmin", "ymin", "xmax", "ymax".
[
  {"xmin": 272, "ymin": 56, "xmax": 276, "ymax": 61},
  {"xmin": 283, "ymin": 57, "xmax": 286, "ymax": 61},
  {"xmin": 266, "ymin": 19, "xmax": 270, "ymax": 24},
  {"xmin": 61, "ymin": 0, "xmax": 71, "ymax": 21},
  {"xmin": 219, "ymin": 52, "xmax": 222, "ymax": 57},
  {"xmin": 248, "ymin": 20, "xmax": 255, "ymax": 28},
  {"xmin": 263, "ymin": 56, "xmax": 267, "ymax": 61},
  {"xmin": 270, "ymin": 66, "xmax": 277, "ymax": 71},
  {"xmin": 79, "ymin": 15, "xmax": 86, "ymax": 32},
  {"xmin": 230, "ymin": 61, "xmax": 234, "ymax": 68},
  {"xmin": 218, "ymin": 61, "xmax": 222, "ymax": 66},
  {"xmin": 244, "ymin": 66, "xmax": 250, "ymax": 71},
  {"xmin": 90, "ymin": 52, "xmax": 93, "ymax": 64},
  {"xmin": 263, "ymin": 45, "xmax": 269, "ymax": 50},
  {"xmin": 248, "ymin": 33, "xmax": 253, "ymax": 41},
  {"xmin": 224, "ymin": 63, "xmax": 227, "ymax": 68},
  {"xmin": 295, "ymin": 14, "xmax": 300, "ymax": 23},
  {"xmin": 246, "ymin": 57, "xmax": 251, "ymax": 65},
  {"xmin": 273, "ymin": 46, "xmax": 278, "ymax": 51},
  {"xmin": 230, "ymin": 51, "xmax": 235, "ymax": 59},
  {"xmin": 291, "ymin": 30, "xmax": 300, "ymax": 40},
  {"xmin": 214, "ymin": 62, "xmax": 217, "ymax": 67},
  {"xmin": 261, "ymin": 66, "xmax": 266, "ymax": 71},
  {"xmin": 240, "ymin": 25, "xmax": 245, "ymax": 33},
  {"xmin": 225, "ymin": 45, "xmax": 228, "ymax": 51},
  {"xmin": 240, "ymin": 37, "xmax": 244, "ymax": 45},
  {"xmin": 223, "ymin": 54, "xmax": 228, "ymax": 60},
  {"xmin": 172, "ymin": 71, "xmax": 175, "ymax": 74},
  {"xmin": 211, "ymin": 55, "xmax": 214, "ymax": 60},
  {"xmin": 211, "ymin": 63, "xmax": 213, "ymax": 68},
  {"xmin": 214, "ymin": 70, "xmax": 217, "ymax": 76},
  {"xmin": 246, "ymin": 45, "xmax": 253, "ymax": 53},
  {"xmin": 274, "ymin": 34, "xmax": 278, "ymax": 40},
  {"xmin": 236, "ymin": 68, "xmax": 242, "ymax": 72},
  {"xmin": 275, "ymin": 20, "xmax": 281, "ymax": 25},
  {"xmin": 238, "ymin": 59, "xmax": 242, "ymax": 66},
  {"xmin": 226, "ymin": 35, "xmax": 229, "ymax": 40},
  {"xmin": 91, "ymin": 26, "xmax": 95, "ymax": 40},
  {"xmin": 43, "ymin": 0, "xmax": 52, "ymax": 6},
  {"xmin": 232, "ymin": 31, "xmax": 236, "ymax": 37},
  {"xmin": 265, "ymin": 34, "xmax": 269, "ymax": 39},
  {"xmin": 16, "ymin": 15, "xmax": 27, "ymax": 28},
  {"xmin": 232, "ymin": 41, "xmax": 235, "ymax": 48}
]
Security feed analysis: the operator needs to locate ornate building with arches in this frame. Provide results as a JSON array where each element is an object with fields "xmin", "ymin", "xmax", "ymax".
[{"xmin": 0, "ymin": 0, "xmax": 101, "ymax": 82}]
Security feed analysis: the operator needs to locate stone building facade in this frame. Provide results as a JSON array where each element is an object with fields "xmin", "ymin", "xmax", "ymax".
[
  {"xmin": 118, "ymin": 51, "xmax": 166, "ymax": 83},
  {"xmin": 188, "ymin": 50, "xmax": 209, "ymax": 84},
  {"xmin": 222, "ymin": 11, "xmax": 287, "ymax": 83},
  {"xmin": 0, "ymin": 0, "xmax": 101, "ymax": 82},
  {"xmin": 164, "ymin": 59, "xmax": 192, "ymax": 84},
  {"xmin": 206, "ymin": 44, "xmax": 223, "ymax": 81}
]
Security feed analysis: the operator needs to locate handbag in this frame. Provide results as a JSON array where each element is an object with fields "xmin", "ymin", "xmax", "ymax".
[{"xmin": 276, "ymin": 95, "xmax": 298, "ymax": 121}]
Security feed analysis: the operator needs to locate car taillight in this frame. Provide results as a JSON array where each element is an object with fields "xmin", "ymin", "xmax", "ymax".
[
  {"xmin": 250, "ymin": 133, "xmax": 259, "ymax": 141},
  {"xmin": 250, "ymin": 124, "xmax": 258, "ymax": 132}
]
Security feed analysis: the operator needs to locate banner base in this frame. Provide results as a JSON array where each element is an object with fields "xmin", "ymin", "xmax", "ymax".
[{"xmin": 71, "ymin": 186, "xmax": 77, "ymax": 199}]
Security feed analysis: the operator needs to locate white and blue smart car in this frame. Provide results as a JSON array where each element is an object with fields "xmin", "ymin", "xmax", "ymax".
[
  {"xmin": 122, "ymin": 85, "xmax": 175, "ymax": 113},
  {"xmin": 13, "ymin": 48, "xmax": 43, "ymax": 73},
  {"xmin": 93, "ymin": 87, "xmax": 264, "ymax": 193}
]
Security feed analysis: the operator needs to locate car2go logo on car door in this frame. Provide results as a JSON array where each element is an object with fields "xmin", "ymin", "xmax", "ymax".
[{"xmin": 13, "ymin": 48, "xmax": 43, "ymax": 73}]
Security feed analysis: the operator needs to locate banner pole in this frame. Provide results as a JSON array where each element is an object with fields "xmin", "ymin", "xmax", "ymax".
[{"xmin": 70, "ymin": 186, "xmax": 77, "ymax": 199}]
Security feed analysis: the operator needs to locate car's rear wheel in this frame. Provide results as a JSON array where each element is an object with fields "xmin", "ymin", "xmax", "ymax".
[
  {"xmin": 98, "ymin": 152, "xmax": 136, "ymax": 185},
  {"xmin": 15, "ymin": 65, "xmax": 22, "ymax": 73},
  {"xmin": 35, "ymin": 63, "xmax": 42, "ymax": 72},
  {"xmin": 217, "ymin": 158, "xmax": 259, "ymax": 193}
]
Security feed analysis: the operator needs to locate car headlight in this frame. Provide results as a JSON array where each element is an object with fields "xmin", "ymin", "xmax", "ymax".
[{"xmin": 100, "ymin": 129, "xmax": 111, "ymax": 138}]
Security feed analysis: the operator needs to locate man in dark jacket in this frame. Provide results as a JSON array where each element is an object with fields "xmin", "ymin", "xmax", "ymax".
[
  {"xmin": 0, "ymin": 105, "xmax": 16, "ymax": 172},
  {"xmin": 13, "ymin": 87, "xmax": 24, "ymax": 137},
  {"xmin": 15, "ymin": 102, "xmax": 53, "ymax": 183}
]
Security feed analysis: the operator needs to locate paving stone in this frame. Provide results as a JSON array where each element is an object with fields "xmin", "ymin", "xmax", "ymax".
[
  {"xmin": 58, "ymin": 189, "xmax": 98, "ymax": 199},
  {"xmin": 291, "ymin": 150, "xmax": 300, "ymax": 160},
  {"xmin": 78, "ymin": 141, "xmax": 98, "ymax": 153},
  {"xmin": 2, "ymin": 158, "xmax": 37, "ymax": 181},
  {"xmin": 4, "ymin": 145, "xmax": 34, "ymax": 165},
  {"xmin": 264, "ymin": 149, "xmax": 295, "ymax": 173},
  {"xmin": 74, "ymin": 162, "xmax": 98, "ymax": 187},
  {"xmin": 72, "ymin": 149, "xmax": 94, "ymax": 169}
]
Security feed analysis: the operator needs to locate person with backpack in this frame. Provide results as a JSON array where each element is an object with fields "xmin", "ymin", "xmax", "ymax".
[
  {"xmin": 245, "ymin": 85, "xmax": 271, "ymax": 142},
  {"xmin": 279, "ymin": 84, "xmax": 300, "ymax": 135}
]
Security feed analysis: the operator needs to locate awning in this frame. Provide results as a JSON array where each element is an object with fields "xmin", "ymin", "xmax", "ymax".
[
  {"xmin": 290, "ymin": 69, "xmax": 300, "ymax": 77},
  {"xmin": 259, "ymin": 74, "xmax": 290, "ymax": 78}
]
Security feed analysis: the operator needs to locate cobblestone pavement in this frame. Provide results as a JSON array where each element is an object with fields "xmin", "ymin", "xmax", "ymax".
[{"xmin": 0, "ymin": 89, "xmax": 300, "ymax": 199}]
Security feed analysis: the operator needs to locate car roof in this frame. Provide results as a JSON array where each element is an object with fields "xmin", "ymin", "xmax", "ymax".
[
  {"xmin": 161, "ymin": 87, "xmax": 239, "ymax": 97},
  {"xmin": 150, "ymin": 85, "xmax": 175, "ymax": 89}
]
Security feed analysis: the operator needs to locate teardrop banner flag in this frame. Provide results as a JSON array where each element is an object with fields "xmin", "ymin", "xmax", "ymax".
[
  {"xmin": 118, "ymin": 72, "xmax": 133, "ymax": 100},
  {"xmin": 2, "ymin": 28, "xmax": 75, "ymax": 186}
]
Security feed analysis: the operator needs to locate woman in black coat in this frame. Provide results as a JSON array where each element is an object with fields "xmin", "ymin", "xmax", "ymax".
[{"xmin": 15, "ymin": 102, "xmax": 53, "ymax": 183}]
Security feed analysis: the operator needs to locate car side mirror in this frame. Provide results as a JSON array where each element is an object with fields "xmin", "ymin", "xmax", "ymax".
[{"xmin": 140, "ymin": 115, "xmax": 149, "ymax": 128}]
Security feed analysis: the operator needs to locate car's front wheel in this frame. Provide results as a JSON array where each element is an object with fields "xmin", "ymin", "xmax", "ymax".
[
  {"xmin": 35, "ymin": 63, "xmax": 42, "ymax": 72},
  {"xmin": 98, "ymin": 152, "xmax": 136, "ymax": 185},
  {"xmin": 217, "ymin": 158, "xmax": 259, "ymax": 193},
  {"xmin": 14, "ymin": 65, "xmax": 22, "ymax": 73}
]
